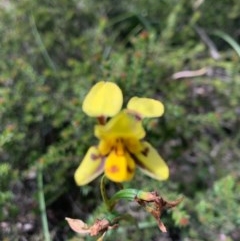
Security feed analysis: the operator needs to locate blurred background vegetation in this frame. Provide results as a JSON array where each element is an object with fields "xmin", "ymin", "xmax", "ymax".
[{"xmin": 0, "ymin": 0, "xmax": 240, "ymax": 240}]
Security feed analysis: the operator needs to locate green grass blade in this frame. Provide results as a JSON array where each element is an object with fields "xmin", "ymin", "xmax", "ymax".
[{"xmin": 213, "ymin": 30, "xmax": 240, "ymax": 58}]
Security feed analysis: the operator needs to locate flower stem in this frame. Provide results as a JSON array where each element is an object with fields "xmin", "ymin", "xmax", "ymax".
[
  {"xmin": 37, "ymin": 162, "xmax": 51, "ymax": 241},
  {"xmin": 100, "ymin": 175, "xmax": 111, "ymax": 211}
]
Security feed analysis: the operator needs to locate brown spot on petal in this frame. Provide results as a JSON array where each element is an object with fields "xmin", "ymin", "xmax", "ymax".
[
  {"xmin": 141, "ymin": 147, "xmax": 149, "ymax": 156},
  {"xmin": 126, "ymin": 110, "xmax": 143, "ymax": 121},
  {"xmin": 91, "ymin": 153, "xmax": 101, "ymax": 161},
  {"xmin": 109, "ymin": 165, "xmax": 119, "ymax": 173},
  {"xmin": 127, "ymin": 165, "xmax": 134, "ymax": 174}
]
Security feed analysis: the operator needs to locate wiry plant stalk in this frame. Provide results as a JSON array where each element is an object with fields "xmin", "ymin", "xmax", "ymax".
[{"xmin": 37, "ymin": 162, "xmax": 51, "ymax": 241}]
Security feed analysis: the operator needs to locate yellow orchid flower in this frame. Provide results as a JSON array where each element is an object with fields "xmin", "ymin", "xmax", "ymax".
[
  {"xmin": 74, "ymin": 81, "xmax": 169, "ymax": 185},
  {"xmin": 82, "ymin": 81, "xmax": 123, "ymax": 117}
]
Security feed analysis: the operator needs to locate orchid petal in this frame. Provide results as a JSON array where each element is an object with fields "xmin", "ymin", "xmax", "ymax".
[
  {"xmin": 124, "ymin": 138, "xmax": 142, "ymax": 153},
  {"xmin": 74, "ymin": 146, "xmax": 105, "ymax": 186},
  {"xmin": 98, "ymin": 139, "xmax": 114, "ymax": 156},
  {"xmin": 105, "ymin": 150, "xmax": 135, "ymax": 182},
  {"xmin": 95, "ymin": 111, "xmax": 145, "ymax": 140},
  {"xmin": 133, "ymin": 142, "xmax": 169, "ymax": 180},
  {"xmin": 82, "ymin": 81, "xmax": 123, "ymax": 117},
  {"xmin": 127, "ymin": 97, "xmax": 164, "ymax": 118}
]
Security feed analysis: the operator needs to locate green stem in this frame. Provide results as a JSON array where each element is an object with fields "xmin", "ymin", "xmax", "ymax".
[
  {"xmin": 100, "ymin": 175, "xmax": 112, "ymax": 211},
  {"xmin": 37, "ymin": 163, "xmax": 51, "ymax": 241}
]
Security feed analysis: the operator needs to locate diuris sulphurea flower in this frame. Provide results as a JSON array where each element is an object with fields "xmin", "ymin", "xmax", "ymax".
[{"xmin": 74, "ymin": 81, "xmax": 169, "ymax": 185}]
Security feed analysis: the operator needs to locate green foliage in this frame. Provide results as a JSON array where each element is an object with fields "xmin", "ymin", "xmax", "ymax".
[
  {"xmin": 171, "ymin": 175, "xmax": 240, "ymax": 240},
  {"xmin": 0, "ymin": 0, "xmax": 240, "ymax": 240}
]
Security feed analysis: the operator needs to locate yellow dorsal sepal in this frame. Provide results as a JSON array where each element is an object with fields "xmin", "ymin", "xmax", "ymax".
[{"xmin": 82, "ymin": 81, "xmax": 123, "ymax": 117}]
